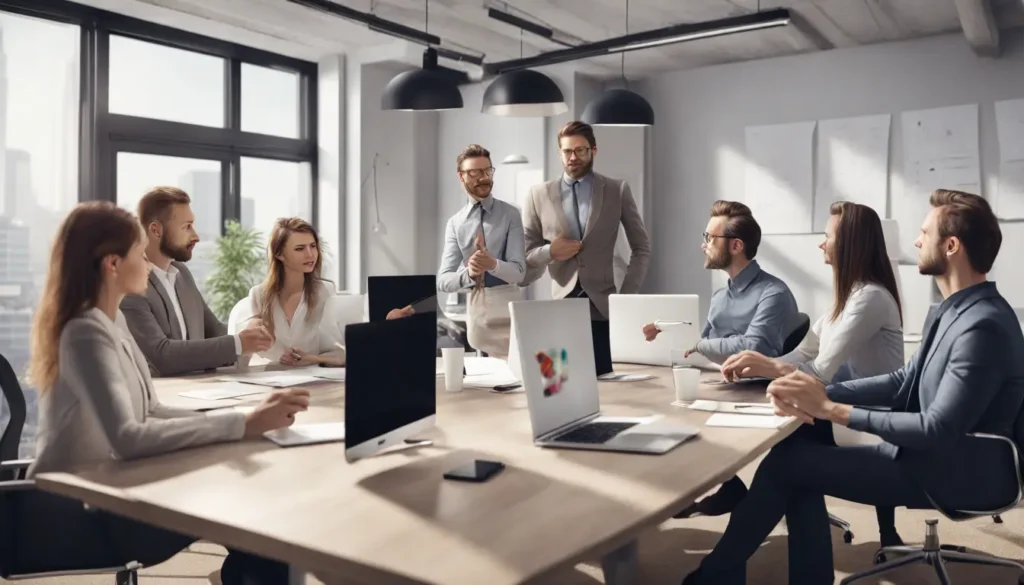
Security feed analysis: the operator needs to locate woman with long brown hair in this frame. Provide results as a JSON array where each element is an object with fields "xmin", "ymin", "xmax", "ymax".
[
  {"xmin": 681, "ymin": 201, "xmax": 906, "ymax": 546},
  {"xmin": 242, "ymin": 217, "xmax": 344, "ymax": 367},
  {"xmin": 24, "ymin": 202, "xmax": 307, "ymax": 584}
]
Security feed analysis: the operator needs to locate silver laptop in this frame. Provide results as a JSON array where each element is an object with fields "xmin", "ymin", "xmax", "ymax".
[
  {"xmin": 510, "ymin": 298, "xmax": 699, "ymax": 455},
  {"xmin": 608, "ymin": 293, "xmax": 708, "ymax": 367}
]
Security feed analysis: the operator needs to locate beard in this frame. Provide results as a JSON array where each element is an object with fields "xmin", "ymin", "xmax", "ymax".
[
  {"xmin": 465, "ymin": 180, "xmax": 492, "ymax": 199},
  {"xmin": 918, "ymin": 249, "xmax": 948, "ymax": 276},
  {"xmin": 565, "ymin": 158, "xmax": 593, "ymax": 180},
  {"xmin": 161, "ymin": 234, "xmax": 193, "ymax": 262},
  {"xmin": 704, "ymin": 247, "xmax": 731, "ymax": 270}
]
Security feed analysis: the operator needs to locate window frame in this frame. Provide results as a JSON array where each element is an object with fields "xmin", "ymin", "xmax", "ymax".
[{"xmin": 0, "ymin": 0, "xmax": 320, "ymax": 230}]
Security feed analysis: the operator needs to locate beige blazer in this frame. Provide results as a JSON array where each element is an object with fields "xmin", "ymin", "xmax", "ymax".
[
  {"xmin": 121, "ymin": 261, "xmax": 237, "ymax": 377},
  {"xmin": 522, "ymin": 172, "xmax": 651, "ymax": 317},
  {"xmin": 28, "ymin": 308, "xmax": 245, "ymax": 477}
]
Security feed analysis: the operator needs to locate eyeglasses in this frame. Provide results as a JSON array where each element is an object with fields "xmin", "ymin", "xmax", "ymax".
[
  {"xmin": 560, "ymin": 147, "xmax": 592, "ymax": 159},
  {"xmin": 702, "ymin": 232, "xmax": 733, "ymax": 244},
  {"xmin": 460, "ymin": 167, "xmax": 495, "ymax": 179}
]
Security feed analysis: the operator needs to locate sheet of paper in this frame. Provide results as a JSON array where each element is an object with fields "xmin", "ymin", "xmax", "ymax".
[
  {"xmin": 224, "ymin": 373, "xmax": 323, "ymax": 388},
  {"xmin": 598, "ymin": 373, "xmax": 656, "ymax": 382},
  {"xmin": 463, "ymin": 373, "xmax": 520, "ymax": 389},
  {"xmin": 686, "ymin": 400, "xmax": 775, "ymax": 415},
  {"xmin": 744, "ymin": 121, "xmax": 816, "ymax": 234},
  {"xmin": 814, "ymin": 114, "xmax": 891, "ymax": 232},
  {"xmin": 312, "ymin": 368, "xmax": 346, "ymax": 381},
  {"xmin": 990, "ymin": 222, "xmax": 1024, "ymax": 309},
  {"xmin": 705, "ymin": 412, "xmax": 791, "ymax": 429},
  {"xmin": 996, "ymin": 98, "xmax": 1024, "ymax": 160},
  {"xmin": 993, "ymin": 98, "xmax": 1024, "ymax": 219},
  {"xmin": 178, "ymin": 383, "xmax": 268, "ymax": 401},
  {"xmin": 464, "ymin": 357, "xmax": 515, "ymax": 377},
  {"xmin": 895, "ymin": 104, "xmax": 980, "ymax": 258},
  {"xmin": 263, "ymin": 422, "xmax": 346, "ymax": 447}
]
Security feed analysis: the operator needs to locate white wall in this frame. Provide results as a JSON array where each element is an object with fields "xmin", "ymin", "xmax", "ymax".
[{"xmin": 640, "ymin": 32, "xmax": 1024, "ymax": 326}]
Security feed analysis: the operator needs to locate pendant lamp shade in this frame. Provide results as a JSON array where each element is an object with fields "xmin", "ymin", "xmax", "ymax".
[
  {"xmin": 581, "ymin": 88, "xmax": 654, "ymax": 127},
  {"xmin": 381, "ymin": 48, "xmax": 464, "ymax": 111},
  {"xmin": 482, "ymin": 69, "xmax": 568, "ymax": 117},
  {"xmin": 501, "ymin": 153, "xmax": 530, "ymax": 165}
]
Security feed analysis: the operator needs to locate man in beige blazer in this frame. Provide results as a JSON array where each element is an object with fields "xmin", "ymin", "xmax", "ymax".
[
  {"xmin": 121, "ymin": 187, "xmax": 273, "ymax": 377},
  {"xmin": 522, "ymin": 121, "xmax": 651, "ymax": 318}
]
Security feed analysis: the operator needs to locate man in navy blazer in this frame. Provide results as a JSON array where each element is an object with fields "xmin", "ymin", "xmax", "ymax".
[{"xmin": 682, "ymin": 189, "xmax": 1024, "ymax": 585}]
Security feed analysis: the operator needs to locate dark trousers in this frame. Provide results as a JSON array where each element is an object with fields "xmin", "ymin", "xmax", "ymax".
[
  {"xmin": 567, "ymin": 281, "xmax": 605, "ymax": 320},
  {"xmin": 693, "ymin": 429, "xmax": 934, "ymax": 585},
  {"xmin": 10, "ymin": 491, "xmax": 288, "ymax": 585}
]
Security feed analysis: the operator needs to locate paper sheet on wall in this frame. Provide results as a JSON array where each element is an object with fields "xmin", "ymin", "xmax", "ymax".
[
  {"xmin": 744, "ymin": 122, "xmax": 816, "ymax": 234},
  {"xmin": 814, "ymin": 115, "xmax": 891, "ymax": 232},
  {"xmin": 895, "ymin": 104, "xmax": 980, "ymax": 259},
  {"xmin": 994, "ymin": 99, "xmax": 1024, "ymax": 220},
  {"xmin": 990, "ymin": 223, "xmax": 1024, "ymax": 309}
]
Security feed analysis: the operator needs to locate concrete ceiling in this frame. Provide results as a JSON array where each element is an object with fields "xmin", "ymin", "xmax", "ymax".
[{"xmin": 72, "ymin": 0, "xmax": 1024, "ymax": 77}]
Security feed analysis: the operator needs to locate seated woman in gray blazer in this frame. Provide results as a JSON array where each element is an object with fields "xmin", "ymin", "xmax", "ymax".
[
  {"xmin": 678, "ymin": 201, "xmax": 906, "ymax": 547},
  {"xmin": 24, "ymin": 201, "xmax": 310, "ymax": 585}
]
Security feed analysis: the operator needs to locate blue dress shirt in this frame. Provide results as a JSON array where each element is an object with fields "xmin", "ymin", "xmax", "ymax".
[{"xmin": 437, "ymin": 195, "xmax": 526, "ymax": 293}]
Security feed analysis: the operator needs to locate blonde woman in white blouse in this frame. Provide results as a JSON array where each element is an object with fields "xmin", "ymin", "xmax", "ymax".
[
  {"xmin": 242, "ymin": 217, "xmax": 345, "ymax": 368},
  {"xmin": 682, "ymin": 201, "xmax": 906, "ymax": 548}
]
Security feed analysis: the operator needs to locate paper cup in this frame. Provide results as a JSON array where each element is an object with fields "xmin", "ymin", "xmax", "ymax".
[
  {"xmin": 672, "ymin": 366, "xmax": 700, "ymax": 403},
  {"xmin": 442, "ymin": 347, "xmax": 465, "ymax": 392}
]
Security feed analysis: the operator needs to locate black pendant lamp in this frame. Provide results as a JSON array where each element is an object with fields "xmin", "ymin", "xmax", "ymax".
[
  {"xmin": 381, "ymin": 47, "xmax": 463, "ymax": 111},
  {"xmin": 581, "ymin": 0, "xmax": 654, "ymax": 127},
  {"xmin": 482, "ymin": 69, "xmax": 567, "ymax": 116}
]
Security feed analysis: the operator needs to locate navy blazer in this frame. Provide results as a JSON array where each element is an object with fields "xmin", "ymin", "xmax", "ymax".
[{"xmin": 828, "ymin": 282, "xmax": 1024, "ymax": 512}]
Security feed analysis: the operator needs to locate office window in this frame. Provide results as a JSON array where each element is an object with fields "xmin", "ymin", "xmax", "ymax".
[
  {"xmin": 116, "ymin": 152, "xmax": 222, "ymax": 294},
  {"xmin": 0, "ymin": 10, "xmax": 80, "ymax": 457},
  {"xmin": 108, "ymin": 35, "xmax": 225, "ymax": 127},
  {"xmin": 240, "ymin": 157, "xmax": 312, "ymax": 242},
  {"xmin": 241, "ymin": 63, "xmax": 300, "ymax": 139}
]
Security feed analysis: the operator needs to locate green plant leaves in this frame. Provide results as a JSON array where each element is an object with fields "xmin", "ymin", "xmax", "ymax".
[{"xmin": 206, "ymin": 220, "xmax": 265, "ymax": 321}]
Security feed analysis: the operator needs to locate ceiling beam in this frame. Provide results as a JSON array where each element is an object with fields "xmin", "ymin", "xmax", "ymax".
[
  {"xmin": 789, "ymin": 10, "xmax": 834, "ymax": 51},
  {"xmin": 953, "ymin": 0, "xmax": 1000, "ymax": 57}
]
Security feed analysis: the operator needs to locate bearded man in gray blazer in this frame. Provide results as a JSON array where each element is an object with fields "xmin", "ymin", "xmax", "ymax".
[
  {"xmin": 121, "ymin": 187, "xmax": 273, "ymax": 377},
  {"xmin": 522, "ymin": 121, "xmax": 651, "ymax": 319}
]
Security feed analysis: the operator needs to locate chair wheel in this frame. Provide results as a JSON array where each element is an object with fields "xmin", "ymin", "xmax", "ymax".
[
  {"xmin": 874, "ymin": 552, "xmax": 887, "ymax": 565},
  {"xmin": 994, "ymin": 514, "xmax": 1004, "ymax": 524},
  {"xmin": 843, "ymin": 530, "xmax": 854, "ymax": 543}
]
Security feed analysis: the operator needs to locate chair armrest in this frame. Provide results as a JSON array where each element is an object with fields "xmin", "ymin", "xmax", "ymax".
[
  {"xmin": 0, "ymin": 459, "xmax": 33, "ymax": 472},
  {"xmin": 0, "ymin": 479, "xmax": 34, "ymax": 492}
]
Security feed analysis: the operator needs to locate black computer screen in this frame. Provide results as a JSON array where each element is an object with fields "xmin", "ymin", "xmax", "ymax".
[
  {"xmin": 344, "ymin": 311, "xmax": 437, "ymax": 448},
  {"xmin": 366, "ymin": 275, "xmax": 437, "ymax": 322},
  {"xmin": 591, "ymin": 319, "xmax": 613, "ymax": 376}
]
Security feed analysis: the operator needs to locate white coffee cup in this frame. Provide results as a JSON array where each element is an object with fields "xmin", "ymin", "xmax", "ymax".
[
  {"xmin": 442, "ymin": 347, "xmax": 465, "ymax": 392},
  {"xmin": 673, "ymin": 366, "xmax": 700, "ymax": 403}
]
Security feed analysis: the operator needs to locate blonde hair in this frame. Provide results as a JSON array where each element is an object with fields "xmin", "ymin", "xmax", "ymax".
[{"xmin": 257, "ymin": 217, "xmax": 324, "ymax": 334}]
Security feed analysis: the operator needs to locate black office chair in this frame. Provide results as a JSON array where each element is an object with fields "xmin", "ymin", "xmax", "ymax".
[
  {"xmin": 782, "ymin": 312, "xmax": 811, "ymax": 354},
  {"xmin": 0, "ymin": 353, "xmax": 141, "ymax": 584},
  {"xmin": 841, "ymin": 426, "xmax": 1024, "ymax": 584}
]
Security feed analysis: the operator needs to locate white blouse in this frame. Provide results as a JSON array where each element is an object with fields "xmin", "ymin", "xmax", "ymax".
[
  {"xmin": 242, "ymin": 281, "xmax": 342, "ymax": 364},
  {"xmin": 780, "ymin": 283, "xmax": 904, "ymax": 383}
]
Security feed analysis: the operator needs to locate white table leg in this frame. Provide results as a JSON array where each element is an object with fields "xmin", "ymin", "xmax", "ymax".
[
  {"xmin": 601, "ymin": 539, "xmax": 639, "ymax": 585},
  {"xmin": 288, "ymin": 565, "xmax": 307, "ymax": 585}
]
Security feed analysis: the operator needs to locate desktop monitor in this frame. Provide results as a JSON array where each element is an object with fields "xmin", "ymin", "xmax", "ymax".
[
  {"xmin": 344, "ymin": 311, "xmax": 437, "ymax": 462},
  {"xmin": 366, "ymin": 275, "xmax": 437, "ymax": 321}
]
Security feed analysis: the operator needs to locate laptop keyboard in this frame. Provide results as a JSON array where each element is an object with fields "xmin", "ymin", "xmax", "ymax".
[{"xmin": 552, "ymin": 422, "xmax": 639, "ymax": 444}]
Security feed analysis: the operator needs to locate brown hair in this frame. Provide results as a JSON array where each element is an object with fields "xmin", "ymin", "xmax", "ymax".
[
  {"xmin": 137, "ymin": 186, "xmax": 191, "ymax": 228},
  {"xmin": 29, "ymin": 202, "xmax": 144, "ymax": 393},
  {"xmin": 456, "ymin": 144, "xmax": 491, "ymax": 172},
  {"xmin": 257, "ymin": 217, "xmax": 324, "ymax": 335},
  {"xmin": 709, "ymin": 200, "xmax": 761, "ymax": 259},
  {"xmin": 929, "ymin": 189, "xmax": 1002, "ymax": 274},
  {"xmin": 828, "ymin": 201, "xmax": 902, "ymax": 323},
  {"xmin": 557, "ymin": 121, "xmax": 597, "ymax": 148}
]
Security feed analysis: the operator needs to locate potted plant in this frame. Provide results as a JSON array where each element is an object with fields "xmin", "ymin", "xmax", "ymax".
[{"xmin": 206, "ymin": 220, "xmax": 265, "ymax": 321}]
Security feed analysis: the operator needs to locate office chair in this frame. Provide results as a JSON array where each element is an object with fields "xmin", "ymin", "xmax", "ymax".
[
  {"xmin": 782, "ymin": 312, "xmax": 810, "ymax": 354},
  {"xmin": 840, "ymin": 430, "xmax": 1024, "ymax": 585},
  {"xmin": 0, "ymin": 353, "xmax": 141, "ymax": 584}
]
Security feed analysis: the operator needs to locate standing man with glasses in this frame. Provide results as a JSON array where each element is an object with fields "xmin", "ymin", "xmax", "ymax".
[
  {"xmin": 522, "ymin": 121, "xmax": 651, "ymax": 319},
  {"xmin": 431, "ymin": 144, "xmax": 525, "ymax": 358}
]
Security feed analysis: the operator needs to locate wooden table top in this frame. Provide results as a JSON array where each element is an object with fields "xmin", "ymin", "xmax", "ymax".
[{"xmin": 35, "ymin": 364, "xmax": 799, "ymax": 585}]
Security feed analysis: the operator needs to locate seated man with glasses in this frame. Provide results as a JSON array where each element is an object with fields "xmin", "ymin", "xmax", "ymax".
[{"xmin": 644, "ymin": 200, "xmax": 799, "ymax": 517}]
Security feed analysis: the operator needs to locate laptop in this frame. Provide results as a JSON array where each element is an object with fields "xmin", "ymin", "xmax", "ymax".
[
  {"xmin": 510, "ymin": 298, "xmax": 699, "ymax": 454},
  {"xmin": 508, "ymin": 311, "xmax": 613, "ymax": 379},
  {"xmin": 608, "ymin": 294, "xmax": 712, "ymax": 368}
]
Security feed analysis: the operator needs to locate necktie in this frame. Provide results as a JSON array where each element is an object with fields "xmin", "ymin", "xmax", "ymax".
[
  {"xmin": 571, "ymin": 180, "xmax": 584, "ymax": 240},
  {"xmin": 473, "ymin": 203, "xmax": 486, "ymax": 290}
]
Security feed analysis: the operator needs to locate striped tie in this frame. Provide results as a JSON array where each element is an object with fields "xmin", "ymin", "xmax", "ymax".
[{"xmin": 474, "ymin": 203, "xmax": 486, "ymax": 290}]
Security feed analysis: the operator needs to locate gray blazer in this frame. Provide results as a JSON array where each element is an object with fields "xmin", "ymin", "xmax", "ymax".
[
  {"xmin": 121, "ymin": 261, "xmax": 237, "ymax": 377},
  {"xmin": 828, "ymin": 282, "xmax": 1024, "ymax": 511},
  {"xmin": 28, "ymin": 308, "xmax": 245, "ymax": 477},
  {"xmin": 522, "ymin": 172, "xmax": 651, "ymax": 318}
]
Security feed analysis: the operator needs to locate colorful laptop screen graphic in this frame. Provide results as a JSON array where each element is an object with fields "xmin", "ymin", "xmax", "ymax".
[{"xmin": 535, "ymin": 348, "xmax": 569, "ymax": 397}]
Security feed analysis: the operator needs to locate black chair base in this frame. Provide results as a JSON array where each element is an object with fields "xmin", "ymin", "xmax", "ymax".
[
  {"xmin": 841, "ymin": 519, "xmax": 1024, "ymax": 585},
  {"xmin": 829, "ymin": 513, "xmax": 854, "ymax": 543},
  {"xmin": 116, "ymin": 569, "xmax": 139, "ymax": 585}
]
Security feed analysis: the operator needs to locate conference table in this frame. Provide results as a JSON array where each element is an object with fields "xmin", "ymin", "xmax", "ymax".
[{"xmin": 34, "ymin": 364, "xmax": 800, "ymax": 585}]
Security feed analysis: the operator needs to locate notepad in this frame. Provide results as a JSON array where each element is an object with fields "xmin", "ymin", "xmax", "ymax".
[
  {"xmin": 684, "ymin": 400, "xmax": 776, "ymax": 415},
  {"xmin": 599, "ymin": 373, "xmax": 656, "ymax": 382},
  {"xmin": 263, "ymin": 422, "xmax": 346, "ymax": 447},
  {"xmin": 705, "ymin": 413, "xmax": 791, "ymax": 429},
  {"xmin": 312, "ymin": 368, "xmax": 346, "ymax": 381},
  {"xmin": 178, "ymin": 383, "xmax": 269, "ymax": 401},
  {"xmin": 217, "ymin": 372, "xmax": 323, "ymax": 387}
]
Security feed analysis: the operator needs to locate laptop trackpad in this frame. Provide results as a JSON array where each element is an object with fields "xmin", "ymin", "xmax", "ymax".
[{"xmin": 607, "ymin": 421, "xmax": 700, "ymax": 451}]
